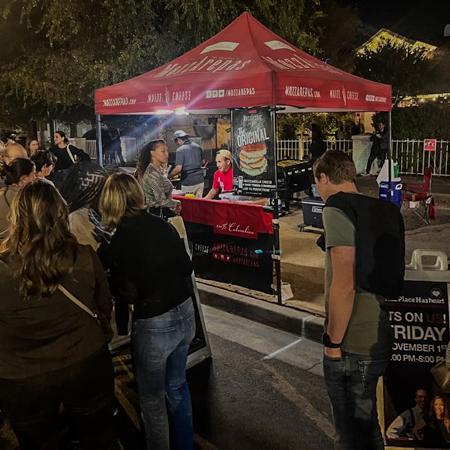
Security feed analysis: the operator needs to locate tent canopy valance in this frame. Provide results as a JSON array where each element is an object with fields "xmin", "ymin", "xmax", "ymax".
[{"xmin": 95, "ymin": 12, "xmax": 392, "ymax": 115}]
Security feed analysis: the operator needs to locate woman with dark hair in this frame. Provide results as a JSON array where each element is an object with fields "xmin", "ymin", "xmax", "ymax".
[
  {"xmin": 141, "ymin": 139, "xmax": 180, "ymax": 219},
  {"xmin": 31, "ymin": 150, "xmax": 56, "ymax": 181},
  {"xmin": 424, "ymin": 395, "xmax": 450, "ymax": 445},
  {"xmin": 135, "ymin": 143, "xmax": 152, "ymax": 182},
  {"xmin": 60, "ymin": 161, "xmax": 109, "ymax": 250},
  {"xmin": 26, "ymin": 138, "xmax": 42, "ymax": 157},
  {"xmin": 0, "ymin": 158, "xmax": 35, "ymax": 237},
  {"xmin": 99, "ymin": 173, "xmax": 195, "ymax": 450},
  {"xmin": 0, "ymin": 180, "xmax": 117, "ymax": 450},
  {"xmin": 50, "ymin": 131, "xmax": 90, "ymax": 188}
]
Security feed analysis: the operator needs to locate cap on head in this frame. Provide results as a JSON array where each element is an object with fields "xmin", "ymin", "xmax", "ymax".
[
  {"xmin": 174, "ymin": 130, "xmax": 189, "ymax": 140},
  {"xmin": 217, "ymin": 149, "xmax": 232, "ymax": 160}
]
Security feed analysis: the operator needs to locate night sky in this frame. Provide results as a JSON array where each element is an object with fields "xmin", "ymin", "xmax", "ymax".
[{"xmin": 343, "ymin": 0, "xmax": 449, "ymax": 45}]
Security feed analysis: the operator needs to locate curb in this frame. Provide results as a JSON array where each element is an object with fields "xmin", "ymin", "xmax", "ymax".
[{"xmin": 197, "ymin": 282, "xmax": 324, "ymax": 343}]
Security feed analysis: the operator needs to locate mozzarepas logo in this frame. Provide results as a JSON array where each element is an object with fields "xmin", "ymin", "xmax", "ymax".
[
  {"xmin": 284, "ymin": 86, "xmax": 320, "ymax": 98},
  {"xmin": 155, "ymin": 56, "xmax": 251, "ymax": 78},
  {"xmin": 102, "ymin": 97, "xmax": 136, "ymax": 107}
]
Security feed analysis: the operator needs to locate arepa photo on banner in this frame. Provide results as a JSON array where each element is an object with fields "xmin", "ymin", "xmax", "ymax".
[{"xmin": 232, "ymin": 107, "xmax": 276, "ymax": 196}]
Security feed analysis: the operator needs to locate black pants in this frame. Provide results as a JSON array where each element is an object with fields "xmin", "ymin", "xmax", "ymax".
[
  {"xmin": 0, "ymin": 346, "xmax": 118, "ymax": 450},
  {"xmin": 366, "ymin": 148, "xmax": 387, "ymax": 173}
]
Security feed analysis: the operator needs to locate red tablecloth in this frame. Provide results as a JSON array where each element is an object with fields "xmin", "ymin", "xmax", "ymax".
[{"xmin": 174, "ymin": 196, "xmax": 273, "ymax": 239}]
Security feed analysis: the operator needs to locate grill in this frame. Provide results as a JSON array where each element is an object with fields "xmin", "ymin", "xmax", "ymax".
[
  {"xmin": 277, "ymin": 159, "xmax": 313, "ymax": 191},
  {"xmin": 276, "ymin": 159, "xmax": 313, "ymax": 210}
]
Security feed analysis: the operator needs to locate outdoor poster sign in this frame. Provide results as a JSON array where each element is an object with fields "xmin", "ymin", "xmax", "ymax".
[
  {"xmin": 176, "ymin": 196, "xmax": 275, "ymax": 294},
  {"xmin": 232, "ymin": 107, "xmax": 276, "ymax": 197},
  {"xmin": 424, "ymin": 139, "xmax": 437, "ymax": 152},
  {"xmin": 383, "ymin": 280, "xmax": 450, "ymax": 448}
]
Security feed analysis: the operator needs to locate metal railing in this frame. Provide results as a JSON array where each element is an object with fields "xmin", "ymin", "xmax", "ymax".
[
  {"xmin": 82, "ymin": 137, "xmax": 450, "ymax": 177},
  {"xmin": 392, "ymin": 140, "xmax": 450, "ymax": 176},
  {"xmin": 277, "ymin": 139, "xmax": 450, "ymax": 176},
  {"xmin": 276, "ymin": 139, "xmax": 353, "ymax": 160}
]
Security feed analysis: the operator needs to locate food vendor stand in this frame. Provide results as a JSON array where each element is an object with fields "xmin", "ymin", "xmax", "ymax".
[
  {"xmin": 95, "ymin": 11, "xmax": 393, "ymax": 369},
  {"xmin": 94, "ymin": 13, "xmax": 450, "ymax": 447},
  {"xmin": 95, "ymin": 10, "xmax": 392, "ymax": 301}
]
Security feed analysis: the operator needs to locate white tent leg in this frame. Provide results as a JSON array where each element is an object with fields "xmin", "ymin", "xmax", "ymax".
[{"xmin": 96, "ymin": 114, "xmax": 104, "ymax": 167}]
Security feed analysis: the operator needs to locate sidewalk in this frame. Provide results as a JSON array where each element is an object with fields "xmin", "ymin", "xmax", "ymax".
[
  {"xmin": 357, "ymin": 175, "xmax": 450, "ymax": 210},
  {"xmin": 357, "ymin": 175, "xmax": 450, "ymax": 258},
  {"xmin": 201, "ymin": 175, "xmax": 450, "ymax": 321},
  {"xmin": 198, "ymin": 282, "xmax": 324, "ymax": 343}
]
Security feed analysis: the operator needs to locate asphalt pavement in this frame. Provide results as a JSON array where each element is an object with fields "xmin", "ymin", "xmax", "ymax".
[
  {"xmin": 114, "ymin": 304, "xmax": 333, "ymax": 450},
  {"xmin": 190, "ymin": 305, "xmax": 334, "ymax": 450},
  {"xmin": 0, "ymin": 304, "xmax": 334, "ymax": 450}
]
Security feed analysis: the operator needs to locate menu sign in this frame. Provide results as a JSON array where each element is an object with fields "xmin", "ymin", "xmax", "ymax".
[{"xmin": 232, "ymin": 107, "xmax": 276, "ymax": 197}]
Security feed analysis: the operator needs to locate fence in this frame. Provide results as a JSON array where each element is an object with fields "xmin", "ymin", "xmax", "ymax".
[
  {"xmin": 80, "ymin": 138, "xmax": 450, "ymax": 177},
  {"xmin": 277, "ymin": 139, "xmax": 450, "ymax": 177},
  {"xmin": 392, "ymin": 140, "xmax": 450, "ymax": 177},
  {"xmin": 277, "ymin": 139, "xmax": 353, "ymax": 160}
]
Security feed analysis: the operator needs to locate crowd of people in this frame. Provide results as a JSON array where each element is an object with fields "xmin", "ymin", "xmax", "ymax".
[
  {"xmin": 0, "ymin": 132, "xmax": 209, "ymax": 450},
  {"xmin": 0, "ymin": 127, "xmax": 434, "ymax": 450}
]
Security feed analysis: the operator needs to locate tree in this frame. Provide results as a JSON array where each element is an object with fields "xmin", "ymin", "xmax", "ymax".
[
  {"xmin": 316, "ymin": 0, "xmax": 362, "ymax": 71},
  {"xmin": 0, "ymin": 0, "xmax": 323, "ymax": 130},
  {"xmin": 277, "ymin": 112, "xmax": 355, "ymax": 140},
  {"xmin": 354, "ymin": 41, "xmax": 444, "ymax": 105},
  {"xmin": 0, "ymin": 0, "xmax": 158, "ymax": 128}
]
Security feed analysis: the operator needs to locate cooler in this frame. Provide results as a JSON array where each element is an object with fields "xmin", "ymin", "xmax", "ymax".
[
  {"xmin": 379, "ymin": 181, "xmax": 403, "ymax": 207},
  {"xmin": 301, "ymin": 197, "xmax": 324, "ymax": 229}
]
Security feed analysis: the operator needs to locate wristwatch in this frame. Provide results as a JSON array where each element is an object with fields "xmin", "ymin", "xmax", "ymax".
[{"xmin": 322, "ymin": 333, "xmax": 342, "ymax": 348}]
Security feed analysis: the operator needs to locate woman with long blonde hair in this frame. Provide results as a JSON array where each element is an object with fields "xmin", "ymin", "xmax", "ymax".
[
  {"xmin": 0, "ymin": 180, "xmax": 118, "ymax": 450},
  {"xmin": 99, "ymin": 172, "xmax": 194, "ymax": 450}
]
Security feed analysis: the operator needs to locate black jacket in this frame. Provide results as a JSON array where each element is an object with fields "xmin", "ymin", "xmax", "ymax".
[
  {"xmin": 99, "ymin": 211, "xmax": 193, "ymax": 321},
  {"xmin": 310, "ymin": 139, "xmax": 327, "ymax": 161},
  {"xmin": 50, "ymin": 144, "xmax": 91, "ymax": 171},
  {"xmin": 325, "ymin": 192, "xmax": 405, "ymax": 298}
]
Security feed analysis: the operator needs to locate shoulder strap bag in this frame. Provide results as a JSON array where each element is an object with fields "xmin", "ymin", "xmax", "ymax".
[
  {"xmin": 66, "ymin": 145, "xmax": 76, "ymax": 164},
  {"xmin": 57, "ymin": 284, "xmax": 99, "ymax": 322}
]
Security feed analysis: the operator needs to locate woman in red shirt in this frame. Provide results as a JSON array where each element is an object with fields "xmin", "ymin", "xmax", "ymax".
[{"xmin": 204, "ymin": 149, "xmax": 233, "ymax": 199}]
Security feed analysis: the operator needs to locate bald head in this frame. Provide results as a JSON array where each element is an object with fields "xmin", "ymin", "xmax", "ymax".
[{"xmin": 1, "ymin": 142, "xmax": 29, "ymax": 165}]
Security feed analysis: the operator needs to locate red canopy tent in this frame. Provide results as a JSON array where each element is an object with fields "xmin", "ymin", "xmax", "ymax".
[
  {"xmin": 95, "ymin": 12, "xmax": 394, "ymax": 305},
  {"xmin": 95, "ymin": 12, "xmax": 391, "ymax": 115}
]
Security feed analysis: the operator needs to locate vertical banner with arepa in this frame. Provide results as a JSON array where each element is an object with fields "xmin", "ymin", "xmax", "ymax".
[{"xmin": 232, "ymin": 107, "xmax": 276, "ymax": 197}]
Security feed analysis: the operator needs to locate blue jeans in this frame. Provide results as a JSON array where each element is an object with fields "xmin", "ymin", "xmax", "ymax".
[
  {"xmin": 132, "ymin": 298, "xmax": 195, "ymax": 450},
  {"xmin": 323, "ymin": 352, "xmax": 390, "ymax": 450}
]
